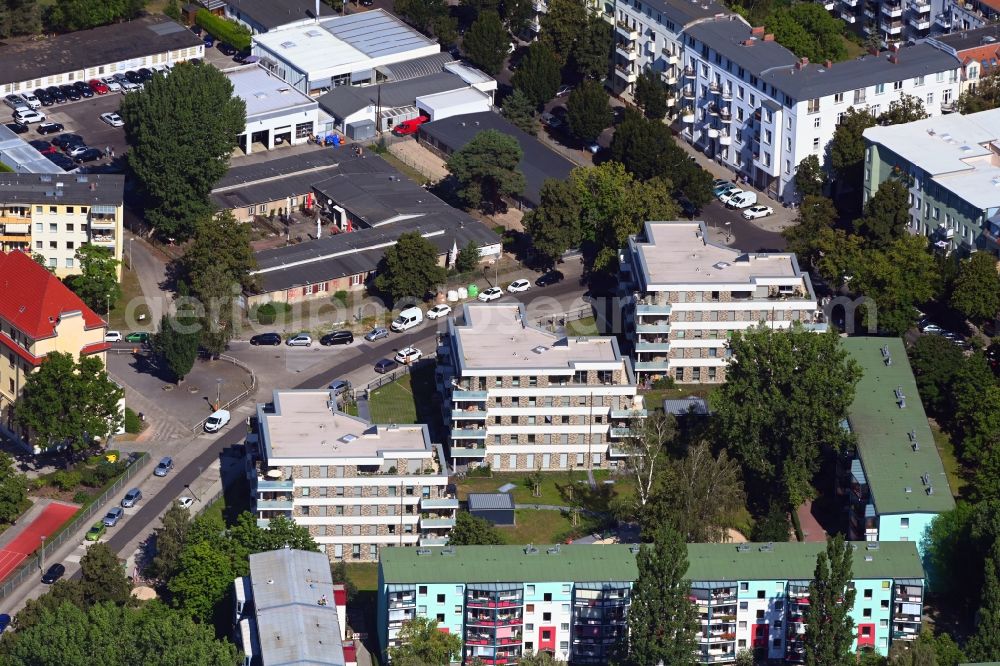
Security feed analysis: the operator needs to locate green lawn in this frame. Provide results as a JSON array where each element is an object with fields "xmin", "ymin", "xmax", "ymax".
[
  {"xmin": 566, "ymin": 316, "xmax": 599, "ymax": 336},
  {"xmin": 367, "ymin": 364, "xmax": 436, "ymax": 424},
  {"xmin": 931, "ymin": 422, "xmax": 966, "ymax": 497},
  {"xmin": 640, "ymin": 383, "xmax": 715, "ymax": 413},
  {"xmin": 107, "ymin": 266, "xmax": 148, "ymax": 331},
  {"xmin": 498, "ymin": 509, "xmax": 605, "ymax": 545},
  {"xmin": 346, "ymin": 562, "xmax": 379, "ymax": 592},
  {"xmin": 456, "ymin": 470, "xmax": 594, "ymax": 507}
]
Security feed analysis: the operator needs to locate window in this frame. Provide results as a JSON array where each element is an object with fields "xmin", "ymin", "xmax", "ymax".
[
  {"xmin": 864, "ymin": 588, "xmax": 873, "ymax": 599},
  {"xmin": 543, "ymin": 592, "xmax": 552, "ymax": 601},
  {"xmin": 915, "ymin": 75, "xmax": 924, "ymax": 86},
  {"xmin": 863, "ymin": 608, "xmax": 872, "ymax": 617},
  {"xmin": 813, "ymin": 117, "xmax": 821, "ymax": 128},
  {"xmin": 48, "ymin": 222, "xmax": 56, "ymax": 232},
  {"xmin": 48, "ymin": 207, "xmax": 56, "ymax": 215},
  {"xmin": 527, "ymin": 585, "xmax": 535, "ymax": 595},
  {"xmin": 740, "ymin": 582, "xmax": 749, "ymax": 591},
  {"xmin": 437, "ymin": 594, "xmax": 445, "ymax": 603},
  {"xmin": 543, "ymin": 612, "xmax": 551, "ymax": 621},
  {"xmin": 65, "ymin": 258, "xmax": 73, "ymax": 268},
  {"xmin": 893, "ymin": 80, "xmax": 903, "ymax": 91},
  {"xmin": 66, "ymin": 223, "xmax": 74, "ymax": 232},
  {"xmin": 48, "ymin": 241, "xmax": 56, "ymax": 249},
  {"xmin": 927, "ymin": 92, "xmax": 934, "ymax": 105},
  {"xmin": 854, "ymin": 88, "xmax": 866, "ymax": 104},
  {"xmin": 812, "ymin": 137, "xmax": 820, "ymax": 151},
  {"xmin": 34, "ymin": 241, "xmax": 42, "ymax": 249},
  {"xmin": 807, "ymin": 98, "xmax": 820, "ymax": 113},
  {"xmin": 757, "ymin": 590, "xmax": 765, "ymax": 599},
  {"xmin": 901, "ymin": 517, "xmax": 909, "ymax": 528}
]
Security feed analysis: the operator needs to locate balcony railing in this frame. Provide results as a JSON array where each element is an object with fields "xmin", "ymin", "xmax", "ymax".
[
  {"xmin": 453, "ymin": 390, "xmax": 488, "ymax": 400},
  {"xmin": 452, "ymin": 428, "xmax": 487, "ymax": 440}
]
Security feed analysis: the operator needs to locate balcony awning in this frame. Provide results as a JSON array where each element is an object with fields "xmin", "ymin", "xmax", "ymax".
[
  {"xmin": 385, "ymin": 584, "xmax": 416, "ymax": 592},
  {"xmin": 467, "ymin": 582, "xmax": 521, "ymax": 592},
  {"xmin": 575, "ymin": 581, "xmax": 631, "ymax": 591},
  {"xmin": 90, "ymin": 205, "xmax": 117, "ymax": 214}
]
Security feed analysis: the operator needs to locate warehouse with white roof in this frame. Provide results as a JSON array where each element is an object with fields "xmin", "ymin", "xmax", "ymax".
[
  {"xmin": 226, "ymin": 64, "xmax": 319, "ymax": 154},
  {"xmin": 251, "ymin": 9, "xmax": 441, "ymax": 96}
]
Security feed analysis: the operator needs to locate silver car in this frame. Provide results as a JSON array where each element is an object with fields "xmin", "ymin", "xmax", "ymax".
[
  {"xmin": 121, "ymin": 487, "xmax": 142, "ymax": 508},
  {"xmin": 103, "ymin": 507, "xmax": 124, "ymax": 527},
  {"xmin": 364, "ymin": 327, "xmax": 389, "ymax": 342}
]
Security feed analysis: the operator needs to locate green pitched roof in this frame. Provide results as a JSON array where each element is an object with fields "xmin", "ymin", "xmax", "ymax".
[
  {"xmin": 379, "ymin": 542, "xmax": 924, "ymax": 585},
  {"xmin": 841, "ymin": 337, "xmax": 955, "ymax": 515}
]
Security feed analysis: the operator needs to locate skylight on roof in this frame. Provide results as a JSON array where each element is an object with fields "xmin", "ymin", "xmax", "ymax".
[
  {"xmin": 305, "ymin": 29, "xmax": 322, "ymax": 37},
  {"xmin": 280, "ymin": 41, "xmax": 296, "ymax": 49}
]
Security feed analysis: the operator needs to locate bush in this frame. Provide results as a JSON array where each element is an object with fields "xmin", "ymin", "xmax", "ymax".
[
  {"xmin": 124, "ymin": 408, "xmax": 144, "ymax": 435},
  {"xmin": 254, "ymin": 301, "xmax": 291, "ymax": 325},
  {"xmin": 29, "ymin": 477, "xmax": 45, "ymax": 491},
  {"xmin": 467, "ymin": 464, "xmax": 492, "ymax": 478},
  {"xmin": 73, "ymin": 491, "xmax": 91, "ymax": 504},
  {"xmin": 332, "ymin": 290, "xmax": 349, "ymax": 307},
  {"xmin": 195, "ymin": 9, "xmax": 252, "ymax": 50},
  {"xmin": 52, "ymin": 470, "xmax": 82, "ymax": 492},
  {"xmin": 78, "ymin": 467, "xmax": 100, "ymax": 488},
  {"xmin": 651, "ymin": 376, "xmax": 676, "ymax": 390}
]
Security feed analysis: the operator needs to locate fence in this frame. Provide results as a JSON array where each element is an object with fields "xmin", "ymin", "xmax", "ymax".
[
  {"xmin": 0, "ymin": 452, "xmax": 151, "ymax": 600},
  {"xmin": 351, "ymin": 353, "xmax": 438, "ymax": 402},
  {"xmin": 190, "ymin": 354, "xmax": 258, "ymax": 433},
  {"xmin": 532, "ymin": 306, "xmax": 594, "ymax": 332}
]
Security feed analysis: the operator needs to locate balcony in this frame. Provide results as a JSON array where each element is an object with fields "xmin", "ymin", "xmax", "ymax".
[
  {"xmin": 681, "ymin": 86, "xmax": 695, "ymax": 99},
  {"xmin": 610, "ymin": 409, "xmax": 648, "ymax": 418},
  {"xmin": 882, "ymin": 2, "xmax": 903, "ymax": 15},
  {"xmin": 842, "ymin": 0, "xmax": 859, "ymax": 5},
  {"xmin": 719, "ymin": 132, "xmax": 732, "ymax": 145},
  {"xmin": 615, "ymin": 20, "xmax": 638, "ymax": 40},
  {"xmin": 636, "ymin": 322, "xmax": 671, "ymax": 333},
  {"xmin": 452, "ymin": 408, "xmax": 487, "ymax": 420},
  {"xmin": 721, "ymin": 88, "xmax": 733, "ymax": 101},
  {"xmin": 452, "ymin": 428, "xmax": 487, "ymax": 440},
  {"xmin": 664, "ymin": 52, "xmax": 679, "ymax": 64},
  {"xmin": 634, "ymin": 360, "xmax": 669, "ymax": 371},
  {"xmin": 636, "ymin": 342, "xmax": 671, "ymax": 352},
  {"xmin": 91, "ymin": 235, "xmax": 116, "ymax": 245},
  {"xmin": 256, "ymin": 478, "xmax": 294, "ymax": 491},
  {"xmin": 880, "ymin": 19, "xmax": 904, "ymax": 32},
  {"xmin": 662, "ymin": 73, "xmax": 678, "ymax": 86},
  {"xmin": 453, "ymin": 390, "xmax": 488, "ymax": 400},
  {"xmin": 257, "ymin": 499, "xmax": 294, "ymax": 510},
  {"xmin": 719, "ymin": 107, "xmax": 732, "ymax": 122},
  {"xmin": 421, "ymin": 497, "xmax": 459, "ymax": 510},
  {"xmin": 532, "ymin": 0, "xmax": 546, "ymax": 10},
  {"xmin": 614, "ymin": 64, "xmax": 637, "ymax": 83},
  {"xmin": 419, "ymin": 535, "xmax": 449, "ymax": 546},
  {"xmin": 912, "ymin": 0, "xmax": 930, "ymax": 10},
  {"xmin": 908, "ymin": 13, "xmax": 931, "ymax": 27},
  {"xmin": 89, "ymin": 215, "xmax": 116, "ymax": 227},
  {"xmin": 450, "ymin": 447, "xmax": 487, "ymax": 459},
  {"xmin": 681, "ymin": 109, "xmax": 694, "ymax": 123},
  {"xmin": 616, "ymin": 43, "xmax": 637, "ymax": 60},
  {"xmin": 610, "ymin": 427, "xmax": 634, "ymax": 438},
  {"xmin": 636, "ymin": 301, "xmax": 672, "ymax": 315},
  {"xmin": 707, "ymin": 128, "xmax": 720, "ymax": 138},
  {"xmin": 420, "ymin": 516, "xmax": 456, "ymax": 529},
  {"xmin": 843, "ymin": 11, "xmax": 857, "ymax": 21},
  {"xmin": 709, "ymin": 81, "xmax": 721, "ymax": 94},
  {"xmin": 864, "ymin": 5, "xmax": 876, "ymax": 16},
  {"xmin": 683, "ymin": 66, "xmax": 695, "ymax": 78},
  {"xmin": 707, "ymin": 103, "xmax": 720, "ymax": 117}
]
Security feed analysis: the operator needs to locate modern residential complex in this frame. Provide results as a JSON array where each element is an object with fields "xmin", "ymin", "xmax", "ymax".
[
  {"xmin": 948, "ymin": 0, "xmax": 1000, "ymax": 30},
  {"xmin": 233, "ymin": 548, "xmax": 357, "ymax": 666},
  {"xmin": 378, "ymin": 541, "xmax": 925, "ymax": 664},
  {"xmin": 436, "ymin": 303, "xmax": 642, "ymax": 473},
  {"xmin": 863, "ymin": 107, "xmax": 1000, "ymax": 255},
  {"xmin": 618, "ymin": 221, "xmax": 824, "ymax": 383},
  {"xmin": 0, "ymin": 174, "xmax": 125, "ymax": 279},
  {"xmin": 832, "ymin": 0, "xmax": 950, "ymax": 44},
  {"xmin": 249, "ymin": 389, "xmax": 456, "ymax": 561},
  {"xmin": 0, "ymin": 250, "xmax": 109, "ymax": 447},
  {"xmin": 839, "ymin": 338, "xmax": 956, "ymax": 555}
]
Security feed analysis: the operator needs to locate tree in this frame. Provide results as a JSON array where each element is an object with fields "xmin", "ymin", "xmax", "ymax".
[
  {"xmin": 879, "ymin": 93, "xmax": 928, "ymax": 126},
  {"xmin": 374, "ymin": 232, "xmax": 448, "ymax": 304},
  {"xmin": 228, "ymin": 512, "xmax": 318, "ymax": 553},
  {"xmin": 388, "ymin": 617, "xmax": 462, "ymax": 666},
  {"xmin": 0, "ymin": 601, "xmax": 239, "ymax": 666},
  {"xmin": 952, "ymin": 353, "xmax": 1000, "ymax": 463},
  {"xmin": 572, "ymin": 14, "xmax": 612, "ymax": 80},
  {"xmin": 462, "ymin": 11, "xmax": 508, "ymax": 75},
  {"xmin": 888, "ymin": 630, "xmax": 966, "ymax": 666},
  {"xmin": 501, "ymin": 88, "xmax": 537, "ymax": 135},
  {"xmin": 121, "ymin": 62, "xmax": 246, "ymax": 240},
  {"xmin": 675, "ymin": 163, "xmax": 715, "ymax": 211},
  {"xmin": 620, "ymin": 527, "xmax": 698, "ymax": 666},
  {"xmin": 850, "ymin": 234, "xmax": 937, "ymax": 335},
  {"xmin": 967, "ymin": 539, "xmax": 1000, "ymax": 662},
  {"xmin": 520, "ymin": 652, "xmax": 559, "ymax": 666},
  {"xmin": 951, "ymin": 252, "xmax": 1000, "ymax": 323},
  {"xmin": 615, "ymin": 411, "xmax": 677, "ymax": 522},
  {"xmin": 608, "ymin": 109, "xmax": 675, "ymax": 181},
  {"xmin": 447, "ymin": 511, "xmax": 504, "ymax": 545},
  {"xmin": 804, "ymin": 535, "xmax": 857, "ymax": 666},
  {"xmin": 794, "ymin": 155, "xmax": 825, "ymax": 198},
  {"xmin": 960, "ymin": 71, "xmax": 1000, "ymax": 113},
  {"xmin": 163, "ymin": 0, "xmax": 180, "ymax": 20},
  {"xmin": 970, "ymin": 444, "xmax": 1000, "ymax": 504},
  {"xmin": 393, "ymin": 0, "xmax": 450, "ymax": 37},
  {"xmin": 522, "ymin": 179, "xmax": 581, "ymax": 268},
  {"xmin": 501, "ymin": 0, "xmax": 532, "ymax": 35},
  {"xmin": 925, "ymin": 502, "xmax": 978, "ymax": 608},
  {"xmin": 454, "ymin": 240, "xmax": 481, "ymax": 274},
  {"xmin": 447, "ymin": 129, "xmax": 525, "ymax": 213},
  {"xmin": 330, "ymin": 560, "xmax": 358, "ymax": 602},
  {"xmin": 764, "ymin": 3, "xmax": 847, "ymax": 63},
  {"xmin": 908, "ymin": 335, "xmax": 965, "ymax": 417},
  {"xmin": 78, "ymin": 542, "xmax": 131, "ymax": 606},
  {"xmin": 567, "ymin": 80, "xmax": 611, "ymax": 142},
  {"xmin": 829, "ymin": 107, "xmax": 877, "ymax": 192},
  {"xmin": 539, "ymin": 0, "xmax": 586, "ymax": 64},
  {"xmin": 634, "ymin": 68, "xmax": 668, "ymax": 120},
  {"xmin": 0, "ymin": 452, "xmax": 26, "ymax": 525},
  {"xmin": 710, "ymin": 325, "xmax": 861, "ymax": 508},
  {"xmin": 651, "ymin": 442, "xmax": 745, "ymax": 543},
  {"xmin": 0, "ymin": 0, "xmax": 40, "ymax": 37},
  {"xmin": 63, "ymin": 244, "xmax": 121, "ymax": 314},
  {"xmin": 16, "ymin": 352, "xmax": 124, "ymax": 451},
  {"xmin": 782, "ymin": 195, "xmax": 838, "ymax": 271},
  {"xmin": 168, "ymin": 539, "xmax": 236, "ymax": 621},
  {"xmin": 461, "ymin": 0, "xmax": 499, "ymax": 16},
  {"xmin": 151, "ymin": 313, "xmax": 199, "ymax": 383},
  {"xmin": 512, "ymin": 41, "xmax": 561, "ymax": 108},
  {"xmin": 149, "ymin": 500, "xmax": 192, "ymax": 581},
  {"xmin": 855, "ymin": 179, "xmax": 909, "ymax": 249},
  {"xmin": 751, "ymin": 502, "xmax": 791, "ymax": 542},
  {"xmin": 45, "ymin": 0, "xmax": 146, "ymax": 32}
]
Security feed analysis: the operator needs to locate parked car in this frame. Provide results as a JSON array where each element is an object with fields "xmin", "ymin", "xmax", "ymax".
[
  {"xmin": 3, "ymin": 94, "xmax": 25, "ymax": 110},
  {"xmin": 712, "ymin": 178, "xmax": 731, "ymax": 188},
  {"xmin": 136, "ymin": 68, "xmax": 153, "ymax": 81},
  {"xmin": 59, "ymin": 85, "xmax": 80, "ymax": 101},
  {"xmin": 41, "ymin": 563, "xmax": 65, "ymax": 584},
  {"xmin": 478, "ymin": 286, "xmax": 504, "ymax": 302},
  {"xmin": 218, "ymin": 43, "xmax": 237, "ymax": 56},
  {"xmin": 125, "ymin": 331, "xmax": 150, "ymax": 343},
  {"xmin": 28, "ymin": 140, "xmax": 57, "ymax": 155},
  {"xmin": 100, "ymin": 112, "xmax": 124, "ymax": 127},
  {"xmin": 102, "ymin": 507, "xmax": 124, "ymax": 527},
  {"xmin": 392, "ymin": 114, "xmax": 429, "ymax": 136},
  {"xmin": 718, "ymin": 188, "xmax": 744, "ymax": 206},
  {"xmin": 426, "ymin": 303, "xmax": 452, "ymax": 320},
  {"xmin": 85, "ymin": 521, "xmax": 106, "ymax": 542},
  {"xmin": 153, "ymin": 456, "xmax": 173, "ymax": 477},
  {"xmin": 34, "ymin": 89, "xmax": 53, "ymax": 106},
  {"xmin": 121, "ymin": 487, "xmax": 142, "ymax": 508},
  {"xmin": 44, "ymin": 86, "xmax": 64, "ymax": 102},
  {"xmin": 120, "ymin": 81, "xmax": 141, "ymax": 94},
  {"xmin": 36, "ymin": 122, "xmax": 63, "ymax": 135},
  {"xmin": 535, "ymin": 270, "xmax": 564, "ymax": 287},
  {"xmin": 88, "ymin": 79, "xmax": 110, "ymax": 95},
  {"xmin": 52, "ymin": 133, "xmax": 82, "ymax": 149},
  {"xmin": 540, "ymin": 112, "xmax": 563, "ymax": 128},
  {"xmin": 712, "ymin": 182, "xmax": 737, "ymax": 197},
  {"xmin": 0, "ymin": 614, "xmax": 11, "ymax": 634},
  {"xmin": 726, "ymin": 191, "xmax": 758, "ymax": 209},
  {"xmin": 390, "ymin": 306, "xmax": 423, "ymax": 332},
  {"xmin": 203, "ymin": 35, "xmax": 215, "ymax": 47},
  {"xmin": 125, "ymin": 71, "xmax": 143, "ymax": 84},
  {"xmin": 507, "ymin": 279, "xmax": 531, "ymax": 293},
  {"xmin": 73, "ymin": 81, "xmax": 94, "ymax": 98},
  {"xmin": 328, "ymin": 379, "xmax": 351, "ymax": 396},
  {"xmin": 45, "ymin": 153, "xmax": 76, "ymax": 171},
  {"xmin": 20, "ymin": 93, "xmax": 40, "ymax": 109},
  {"xmin": 4, "ymin": 122, "xmax": 27, "ymax": 135},
  {"xmin": 204, "ymin": 409, "xmax": 231, "ymax": 433},
  {"xmin": 249, "ymin": 332, "xmax": 281, "ymax": 346},
  {"xmin": 374, "ymin": 358, "xmax": 398, "ymax": 373},
  {"xmin": 101, "ymin": 77, "xmax": 122, "ymax": 93},
  {"xmin": 66, "ymin": 144, "xmax": 91, "ymax": 158},
  {"xmin": 742, "ymin": 205, "xmax": 774, "ymax": 220},
  {"xmin": 320, "ymin": 330, "xmax": 354, "ymax": 346},
  {"xmin": 364, "ymin": 326, "xmax": 389, "ymax": 342},
  {"xmin": 921, "ymin": 322, "xmax": 944, "ymax": 334},
  {"xmin": 74, "ymin": 148, "xmax": 103, "ymax": 163},
  {"xmin": 13, "ymin": 109, "xmax": 45, "ymax": 124},
  {"xmin": 286, "ymin": 334, "xmax": 312, "ymax": 346},
  {"xmin": 394, "ymin": 347, "xmax": 423, "ymax": 364},
  {"xmin": 105, "ymin": 330, "xmax": 122, "ymax": 342},
  {"xmin": 178, "ymin": 497, "xmax": 195, "ymax": 510}
]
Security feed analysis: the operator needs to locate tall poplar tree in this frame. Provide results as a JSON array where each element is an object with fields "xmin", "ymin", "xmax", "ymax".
[{"xmin": 804, "ymin": 535, "xmax": 857, "ymax": 666}]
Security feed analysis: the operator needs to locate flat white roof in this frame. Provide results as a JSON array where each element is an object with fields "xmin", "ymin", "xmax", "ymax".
[
  {"xmin": 255, "ymin": 23, "xmax": 364, "ymax": 77},
  {"xmin": 864, "ymin": 108, "xmax": 1000, "ymax": 210},
  {"xmin": 444, "ymin": 62, "xmax": 495, "ymax": 86},
  {"xmin": 453, "ymin": 303, "xmax": 626, "ymax": 371},
  {"xmin": 416, "ymin": 86, "xmax": 491, "ymax": 110},
  {"xmin": 226, "ymin": 64, "xmax": 318, "ymax": 118},
  {"xmin": 632, "ymin": 221, "xmax": 803, "ymax": 287},
  {"xmin": 260, "ymin": 389, "xmax": 432, "ymax": 460}
]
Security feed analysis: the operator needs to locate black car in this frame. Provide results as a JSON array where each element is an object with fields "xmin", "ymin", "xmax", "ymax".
[
  {"xmin": 218, "ymin": 43, "xmax": 237, "ymax": 56},
  {"xmin": 320, "ymin": 330, "xmax": 354, "ymax": 346},
  {"xmin": 41, "ymin": 563, "xmax": 65, "ymax": 584},
  {"xmin": 46, "ymin": 153, "xmax": 76, "ymax": 171},
  {"xmin": 34, "ymin": 89, "xmax": 53, "ymax": 106},
  {"xmin": 125, "ymin": 71, "xmax": 143, "ymax": 84},
  {"xmin": 52, "ymin": 133, "xmax": 83, "ymax": 148},
  {"xmin": 191, "ymin": 25, "xmax": 203, "ymax": 35},
  {"xmin": 234, "ymin": 50, "xmax": 251, "ymax": 63},
  {"xmin": 73, "ymin": 81, "xmax": 93, "ymax": 98},
  {"xmin": 36, "ymin": 122, "xmax": 64, "ymax": 135},
  {"xmin": 374, "ymin": 358, "xmax": 398, "ymax": 374},
  {"xmin": 535, "ymin": 270, "xmax": 564, "ymax": 287},
  {"xmin": 137, "ymin": 68, "xmax": 153, "ymax": 81},
  {"xmin": 249, "ymin": 332, "xmax": 281, "ymax": 346},
  {"xmin": 45, "ymin": 86, "xmax": 65, "ymax": 103},
  {"xmin": 59, "ymin": 85, "xmax": 80, "ymax": 101},
  {"xmin": 74, "ymin": 148, "xmax": 103, "ymax": 163},
  {"xmin": 4, "ymin": 122, "xmax": 28, "ymax": 135}
]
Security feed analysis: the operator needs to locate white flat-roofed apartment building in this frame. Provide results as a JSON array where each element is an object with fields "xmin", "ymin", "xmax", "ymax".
[
  {"xmin": 436, "ymin": 303, "xmax": 643, "ymax": 474},
  {"xmin": 251, "ymin": 389, "xmax": 455, "ymax": 560},
  {"xmin": 619, "ymin": 221, "xmax": 825, "ymax": 383}
]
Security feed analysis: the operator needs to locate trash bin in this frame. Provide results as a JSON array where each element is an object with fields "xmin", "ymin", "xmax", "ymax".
[{"xmin": 467, "ymin": 284, "xmax": 479, "ymax": 298}]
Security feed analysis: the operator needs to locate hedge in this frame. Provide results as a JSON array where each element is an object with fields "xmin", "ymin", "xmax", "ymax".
[{"xmin": 195, "ymin": 9, "xmax": 252, "ymax": 51}]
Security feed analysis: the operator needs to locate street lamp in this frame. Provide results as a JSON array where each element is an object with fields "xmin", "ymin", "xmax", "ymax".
[
  {"xmin": 185, "ymin": 483, "xmax": 201, "ymax": 502},
  {"xmin": 39, "ymin": 534, "xmax": 46, "ymax": 571},
  {"xmin": 128, "ymin": 238, "xmax": 134, "ymax": 271},
  {"xmin": 216, "ymin": 378, "xmax": 224, "ymax": 408}
]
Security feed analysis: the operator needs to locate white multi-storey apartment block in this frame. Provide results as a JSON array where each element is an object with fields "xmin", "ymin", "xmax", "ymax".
[
  {"xmin": 250, "ymin": 389, "xmax": 455, "ymax": 560},
  {"xmin": 436, "ymin": 303, "xmax": 642, "ymax": 473},
  {"xmin": 619, "ymin": 221, "xmax": 825, "ymax": 383},
  {"xmin": 679, "ymin": 16, "xmax": 961, "ymax": 201}
]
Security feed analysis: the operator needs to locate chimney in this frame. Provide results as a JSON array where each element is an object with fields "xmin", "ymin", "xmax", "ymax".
[
  {"xmin": 741, "ymin": 39, "xmax": 754, "ymax": 46},
  {"xmin": 889, "ymin": 53, "xmax": 900, "ymax": 64},
  {"xmin": 796, "ymin": 56, "xmax": 809, "ymax": 70},
  {"xmin": 763, "ymin": 33, "xmax": 775, "ymax": 41},
  {"xmin": 751, "ymin": 25, "xmax": 765, "ymax": 36},
  {"xmin": 824, "ymin": 59, "xmax": 833, "ymax": 68},
  {"xmin": 868, "ymin": 46, "xmax": 880, "ymax": 56},
  {"xmin": 890, "ymin": 42, "xmax": 901, "ymax": 53}
]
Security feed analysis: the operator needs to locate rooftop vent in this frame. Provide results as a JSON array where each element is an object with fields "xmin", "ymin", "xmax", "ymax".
[
  {"xmin": 865, "ymin": 555, "xmax": 874, "ymax": 562},
  {"xmin": 866, "ymin": 542, "xmax": 879, "ymax": 550},
  {"xmin": 894, "ymin": 387, "xmax": 906, "ymax": 408},
  {"xmin": 736, "ymin": 544, "xmax": 751, "ymax": 552},
  {"xmin": 921, "ymin": 473, "xmax": 930, "ymax": 486},
  {"xmin": 881, "ymin": 344, "xmax": 891, "ymax": 365},
  {"xmin": 338, "ymin": 434, "xmax": 358, "ymax": 444},
  {"xmin": 908, "ymin": 430, "xmax": 916, "ymax": 441},
  {"xmin": 305, "ymin": 29, "xmax": 322, "ymax": 37},
  {"xmin": 546, "ymin": 545, "xmax": 561, "ymax": 555},
  {"xmin": 441, "ymin": 546, "xmax": 456, "ymax": 556},
  {"xmin": 905, "ymin": 486, "xmax": 913, "ymax": 493},
  {"xmin": 39, "ymin": 175, "xmax": 52, "ymax": 182},
  {"xmin": 280, "ymin": 41, "xmax": 296, "ymax": 49},
  {"xmin": 416, "ymin": 548, "xmax": 432, "ymax": 556},
  {"xmin": 532, "ymin": 345, "xmax": 549, "ymax": 354},
  {"xmin": 713, "ymin": 261, "xmax": 730, "ymax": 270},
  {"xmin": 927, "ymin": 485, "xmax": 935, "ymax": 495},
  {"xmin": 524, "ymin": 545, "xmax": 539, "ymax": 555},
  {"xmin": 629, "ymin": 544, "xmax": 640, "ymax": 554},
  {"xmin": 75, "ymin": 175, "xmax": 88, "ymax": 183},
  {"xmin": 760, "ymin": 542, "xmax": 774, "ymax": 553}
]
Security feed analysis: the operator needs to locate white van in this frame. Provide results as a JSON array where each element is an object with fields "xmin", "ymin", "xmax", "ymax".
[
  {"xmin": 204, "ymin": 409, "xmax": 231, "ymax": 433},
  {"xmin": 727, "ymin": 191, "xmax": 758, "ymax": 209},
  {"xmin": 390, "ymin": 306, "xmax": 424, "ymax": 332}
]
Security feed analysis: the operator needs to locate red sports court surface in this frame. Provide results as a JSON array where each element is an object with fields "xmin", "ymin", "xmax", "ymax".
[{"xmin": 0, "ymin": 502, "xmax": 77, "ymax": 582}]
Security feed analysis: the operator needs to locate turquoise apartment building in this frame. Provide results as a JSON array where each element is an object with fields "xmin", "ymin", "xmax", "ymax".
[
  {"xmin": 840, "ymin": 338, "xmax": 955, "ymax": 558},
  {"xmin": 378, "ymin": 541, "xmax": 925, "ymax": 664}
]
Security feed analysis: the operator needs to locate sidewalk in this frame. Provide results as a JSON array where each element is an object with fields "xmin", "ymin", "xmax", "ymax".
[{"xmin": 124, "ymin": 230, "xmax": 172, "ymax": 326}]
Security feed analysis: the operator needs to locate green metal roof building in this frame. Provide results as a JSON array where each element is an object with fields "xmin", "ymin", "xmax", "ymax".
[
  {"xmin": 378, "ymin": 542, "xmax": 925, "ymax": 664},
  {"xmin": 840, "ymin": 338, "xmax": 955, "ymax": 554}
]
